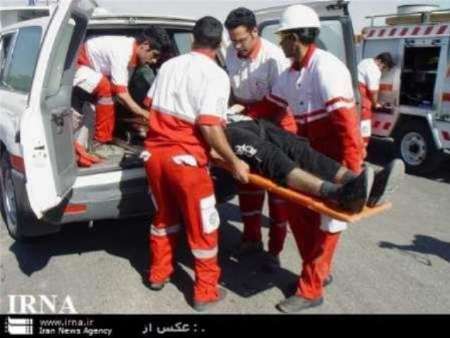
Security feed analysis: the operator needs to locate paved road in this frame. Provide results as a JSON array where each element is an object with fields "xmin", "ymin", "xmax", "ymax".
[{"xmin": 1, "ymin": 140, "xmax": 450, "ymax": 314}]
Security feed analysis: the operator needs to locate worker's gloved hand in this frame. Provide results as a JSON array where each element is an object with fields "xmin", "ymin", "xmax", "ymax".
[
  {"xmin": 74, "ymin": 142, "xmax": 102, "ymax": 167},
  {"xmin": 231, "ymin": 159, "xmax": 250, "ymax": 184}
]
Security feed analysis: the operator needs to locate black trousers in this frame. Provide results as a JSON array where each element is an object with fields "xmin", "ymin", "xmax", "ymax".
[{"xmin": 224, "ymin": 119, "xmax": 341, "ymax": 186}]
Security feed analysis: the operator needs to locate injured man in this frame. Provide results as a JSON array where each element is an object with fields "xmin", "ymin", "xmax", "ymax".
[{"xmin": 216, "ymin": 113, "xmax": 404, "ymax": 214}]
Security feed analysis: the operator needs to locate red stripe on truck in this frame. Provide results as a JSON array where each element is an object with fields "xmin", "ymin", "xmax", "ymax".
[
  {"xmin": 379, "ymin": 84, "xmax": 393, "ymax": 92},
  {"xmin": 400, "ymin": 27, "xmax": 409, "ymax": 36},
  {"xmin": 443, "ymin": 131, "xmax": 450, "ymax": 141},
  {"xmin": 437, "ymin": 25, "xmax": 448, "ymax": 34},
  {"xmin": 411, "ymin": 26, "xmax": 421, "ymax": 35},
  {"xmin": 424, "ymin": 26, "xmax": 434, "ymax": 35},
  {"xmin": 10, "ymin": 154, "xmax": 25, "ymax": 173},
  {"xmin": 64, "ymin": 204, "xmax": 87, "ymax": 215}
]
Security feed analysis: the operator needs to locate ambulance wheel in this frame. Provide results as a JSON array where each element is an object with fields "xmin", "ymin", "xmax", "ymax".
[
  {"xmin": 0, "ymin": 150, "xmax": 59, "ymax": 241},
  {"xmin": 394, "ymin": 120, "xmax": 443, "ymax": 174}
]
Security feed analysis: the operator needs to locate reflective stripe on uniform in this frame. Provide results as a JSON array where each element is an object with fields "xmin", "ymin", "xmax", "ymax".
[
  {"xmin": 241, "ymin": 210, "xmax": 262, "ymax": 217},
  {"xmin": 274, "ymin": 221, "xmax": 288, "ymax": 228},
  {"xmin": 97, "ymin": 96, "xmax": 114, "ymax": 105},
  {"xmin": 191, "ymin": 246, "xmax": 218, "ymax": 259},
  {"xmin": 150, "ymin": 224, "xmax": 181, "ymax": 237}
]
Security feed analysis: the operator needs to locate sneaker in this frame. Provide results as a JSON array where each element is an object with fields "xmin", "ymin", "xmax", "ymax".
[
  {"xmin": 323, "ymin": 274, "xmax": 333, "ymax": 287},
  {"xmin": 233, "ymin": 240, "xmax": 264, "ymax": 257},
  {"xmin": 336, "ymin": 167, "xmax": 375, "ymax": 213},
  {"xmin": 262, "ymin": 254, "xmax": 281, "ymax": 273},
  {"xmin": 276, "ymin": 295, "xmax": 324, "ymax": 313},
  {"xmin": 91, "ymin": 141, "xmax": 125, "ymax": 159},
  {"xmin": 368, "ymin": 159, "xmax": 405, "ymax": 207},
  {"xmin": 193, "ymin": 288, "xmax": 227, "ymax": 312},
  {"xmin": 143, "ymin": 277, "xmax": 169, "ymax": 291}
]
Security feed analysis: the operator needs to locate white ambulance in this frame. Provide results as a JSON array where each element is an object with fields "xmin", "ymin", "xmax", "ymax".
[{"xmin": 362, "ymin": 4, "xmax": 450, "ymax": 174}]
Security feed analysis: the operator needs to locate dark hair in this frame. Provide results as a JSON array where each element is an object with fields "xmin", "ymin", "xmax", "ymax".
[
  {"xmin": 375, "ymin": 52, "xmax": 395, "ymax": 69},
  {"xmin": 193, "ymin": 16, "xmax": 223, "ymax": 49},
  {"xmin": 136, "ymin": 26, "xmax": 172, "ymax": 53},
  {"xmin": 224, "ymin": 7, "xmax": 256, "ymax": 31},
  {"xmin": 288, "ymin": 28, "xmax": 320, "ymax": 45}
]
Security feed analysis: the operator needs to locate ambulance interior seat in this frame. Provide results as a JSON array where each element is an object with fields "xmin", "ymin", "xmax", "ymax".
[{"xmin": 400, "ymin": 46, "xmax": 440, "ymax": 107}]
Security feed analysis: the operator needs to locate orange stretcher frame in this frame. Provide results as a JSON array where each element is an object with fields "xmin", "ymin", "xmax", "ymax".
[{"xmin": 245, "ymin": 173, "xmax": 392, "ymax": 223}]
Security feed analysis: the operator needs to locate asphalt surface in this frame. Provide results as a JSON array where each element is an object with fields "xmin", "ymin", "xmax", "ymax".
[{"xmin": 1, "ymin": 140, "xmax": 450, "ymax": 314}]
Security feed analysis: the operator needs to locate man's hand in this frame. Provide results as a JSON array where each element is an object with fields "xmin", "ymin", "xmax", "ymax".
[
  {"xmin": 227, "ymin": 104, "xmax": 246, "ymax": 115},
  {"xmin": 116, "ymin": 91, "xmax": 149, "ymax": 119},
  {"xmin": 231, "ymin": 159, "xmax": 250, "ymax": 184}
]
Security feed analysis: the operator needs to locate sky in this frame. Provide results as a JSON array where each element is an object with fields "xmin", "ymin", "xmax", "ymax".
[{"xmin": 2, "ymin": 0, "xmax": 450, "ymax": 34}]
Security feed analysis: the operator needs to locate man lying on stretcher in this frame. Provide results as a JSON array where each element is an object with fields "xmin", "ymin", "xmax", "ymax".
[{"xmin": 212, "ymin": 109, "xmax": 404, "ymax": 214}]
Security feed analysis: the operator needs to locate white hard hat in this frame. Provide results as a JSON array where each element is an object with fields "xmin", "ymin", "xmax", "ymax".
[{"xmin": 276, "ymin": 4, "xmax": 321, "ymax": 33}]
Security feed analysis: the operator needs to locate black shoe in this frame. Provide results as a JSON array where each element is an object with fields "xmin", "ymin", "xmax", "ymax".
[
  {"xmin": 336, "ymin": 167, "xmax": 374, "ymax": 213},
  {"xmin": 143, "ymin": 277, "xmax": 169, "ymax": 291},
  {"xmin": 368, "ymin": 159, "xmax": 405, "ymax": 207},
  {"xmin": 276, "ymin": 295, "xmax": 324, "ymax": 313},
  {"xmin": 262, "ymin": 254, "xmax": 281, "ymax": 274},
  {"xmin": 193, "ymin": 288, "xmax": 227, "ymax": 312},
  {"xmin": 323, "ymin": 274, "xmax": 333, "ymax": 287}
]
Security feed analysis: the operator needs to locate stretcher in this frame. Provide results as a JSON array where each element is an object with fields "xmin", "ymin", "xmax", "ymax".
[
  {"xmin": 214, "ymin": 157, "xmax": 392, "ymax": 223},
  {"xmin": 245, "ymin": 173, "xmax": 391, "ymax": 223}
]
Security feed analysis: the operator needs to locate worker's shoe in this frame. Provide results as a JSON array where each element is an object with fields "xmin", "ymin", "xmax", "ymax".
[
  {"xmin": 143, "ymin": 277, "xmax": 170, "ymax": 291},
  {"xmin": 262, "ymin": 253, "xmax": 281, "ymax": 273},
  {"xmin": 233, "ymin": 240, "xmax": 264, "ymax": 257},
  {"xmin": 91, "ymin": 141, "xmax": 125, "ymax": 159},
  {"xmin": 276, "ymin": 295, "xmax": 324, "ymax": 313},
  {"xmin": 336, "ymin": 167, "xmax": 374, "ymax": 213},
  {"xmin": 368, "ymin": 159, "xmax": 405, "ymax": 207},
  {"xmin": 323, "ymin": 274, "xmax": 333, "ymax": 287},
  {"xmin": 193, "ymin": 288, "xmax": 227, "ymax": 312}
]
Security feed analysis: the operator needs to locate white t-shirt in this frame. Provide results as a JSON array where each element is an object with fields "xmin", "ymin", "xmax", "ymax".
[
  {"xmin": 84, "ymin": 36, "xmax": 136, "ymax": 89},
  {"xmin": 269, "ymin": 47, "xmax": 355, "ymax": 124},
  {"xmin": 145, "ymin": 51, "xmax": 230, "ymax": 165},
  {"xmin": 225, "ymin": 37, "xmax": 290, "ymax": 104},
  {"xmin": 358, "ymin": 58, "xmax": 382, "ymax": 91}
]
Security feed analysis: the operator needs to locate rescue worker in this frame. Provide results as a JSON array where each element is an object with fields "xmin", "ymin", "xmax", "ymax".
[
  {"xmin": 74, "ymin": 26, "xmax": 171, "ymax": 163},
  {"xmin": 250, "ymin": 4, "xmax": 370, "ymax": 312},
  {"xmin": 358, "ymin": 52, "xmax": 395, "ymax": 151},
  {"xmin": 142, "ymin": 16, "xmax": 250, "ymax": 311},
  {"xmin": 224, "ymin": 8, "xmax": 296, "ymax": 270}
]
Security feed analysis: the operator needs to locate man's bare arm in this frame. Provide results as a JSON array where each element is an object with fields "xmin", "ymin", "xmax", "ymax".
[
  {"xmin": 200, "ymin": 124, "xmax": 249, "ymax": 184},
  {"xmin": 116, "ymin": 91, "xmax": 149, "ymax": 119}
]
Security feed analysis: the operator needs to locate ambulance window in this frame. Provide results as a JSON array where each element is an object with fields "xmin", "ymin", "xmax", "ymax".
[
  {"xmin": 259, "ymin": 19, "xmax": 347, "ymax": 63},
  {"xmin": 173, "ymin": 32, "xmax": 193, "ymax": 55},
  {"xmin": 0, "ymin": 33, "xmax": 15, "ymax": 82},
  {"xmin": 1, "ymin": 27, "xmax": 41, "ymax": 93}
]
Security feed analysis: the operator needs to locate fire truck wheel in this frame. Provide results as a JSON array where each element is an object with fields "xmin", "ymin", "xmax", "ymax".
[{"xmin": 394, "ymin": 120, "xmax": 443, "ymax": 175}]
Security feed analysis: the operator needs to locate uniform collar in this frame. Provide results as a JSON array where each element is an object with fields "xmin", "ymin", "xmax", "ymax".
[
  {"xmin": 192, "ymin": 48, "xmax": 216, "ymax": 60},
  {"xmin": 291, "ymin": 44, "xmax": 316, "ymax": 71},
  {"xmin": 128, "ymin": 41, "xmax": 140, "ymax": 68},
  {"xmin": 237, "ymin": 37, "xmax": 262, "ymax": 60}
]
